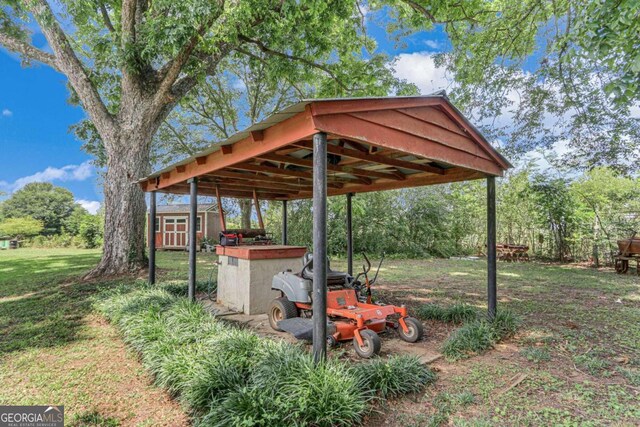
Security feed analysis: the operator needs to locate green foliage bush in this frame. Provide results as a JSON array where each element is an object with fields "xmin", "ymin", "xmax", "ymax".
[
  {"xmin": 441, "ymin": 309, "xmax": 522, "ymax": 361},
  {"xmin": 416, "ymin": 303, "xmax": 479, "ymax": 324},
  {"xmin": 353, "ymin": 354, "xmax": 436, "ymax": 398},
  {"xmin": 442, "ymin": 321, "xmax": 495, "ymax": 361},
  {"xmin": 95, "ymin": 284, "xmax": 435, "ymax": 426}
]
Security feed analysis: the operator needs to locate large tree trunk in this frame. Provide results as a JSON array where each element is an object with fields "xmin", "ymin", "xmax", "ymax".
[
  {"xmin": 85, "ymin": 129, "xmax": 152, "ymax": 278},
  {"xmin": 240, "ymin": 199, "xmax": 252, "ymax": 229}
]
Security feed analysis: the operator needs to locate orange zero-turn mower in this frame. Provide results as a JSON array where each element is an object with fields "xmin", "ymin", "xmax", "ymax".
[{"xmin": 268, "ymin": 253, "xmax": 424, "ymax": 358}]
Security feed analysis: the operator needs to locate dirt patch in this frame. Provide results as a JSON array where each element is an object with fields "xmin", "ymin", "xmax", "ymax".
[{"xmin": 1, "ymin": 314, "xmax": 189, "ymax": 427}]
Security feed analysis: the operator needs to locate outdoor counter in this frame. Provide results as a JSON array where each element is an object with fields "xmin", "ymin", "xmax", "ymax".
[{"xmin": 215, "ymin": 245, "xmax": 307, "ymax": 314}]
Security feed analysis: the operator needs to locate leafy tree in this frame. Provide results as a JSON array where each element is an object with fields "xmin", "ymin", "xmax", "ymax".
[
  {"xmin": 388, "ymin": 0, "xmax": 640, "ymax": 173},
  {"xmin": 0, "ymin": 217, "xmax": 44, "ymax": 239},
  {"xmin": 0, "ymin": 0, "xmax": 411, "ymax": 277},
  {"xmin": 0, "ymin": 183, "xmax": 75, "ymax": 235}
]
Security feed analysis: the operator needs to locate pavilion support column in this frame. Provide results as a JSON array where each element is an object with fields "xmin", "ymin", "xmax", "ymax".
[
  {"xmin": 312, "ymin": 132, "xmax": 328, "ymax": 364},
  {"xmin": 188, "ymin": 178, "xmax": 198, "ymax": 302},
  {"xmin": 282, "ymin": 200, "xmax": 288, "ymax": 245},
  {"xmin": 346, "ymin": 192, "xmax": 354, "ymax": 276},
  {"xmin": 487, "ymin": 176, "xmax": 497, "ymax": 319},
  {"xmin": 149, "ymin": 191, "xmax": 157, "ymax": 285}
]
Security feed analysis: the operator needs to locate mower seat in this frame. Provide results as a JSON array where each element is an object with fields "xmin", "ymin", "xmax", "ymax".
[{"xmin": 301, "ymin": 253, "xmax": 350, "ymax": 286}]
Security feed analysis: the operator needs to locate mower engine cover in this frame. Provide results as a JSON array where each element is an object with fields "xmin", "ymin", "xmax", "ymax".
[{"xmin": 272, "ymin": 271, "xmax": 312, "ymax": 303}]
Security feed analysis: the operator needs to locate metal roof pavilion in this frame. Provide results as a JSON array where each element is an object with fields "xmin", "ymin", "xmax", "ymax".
[
  {"xmin": 139, "ymin": 94, "xmax": 511, "ymax": 200},
  {"xmin": 140, "ymin": 94, "xmax": 510, "ymax": 363}
]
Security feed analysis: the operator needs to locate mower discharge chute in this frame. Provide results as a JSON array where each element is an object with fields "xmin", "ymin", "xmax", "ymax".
[{"xmin": 269, "ymin": 253, "xmax": 424, "ymax": 358}]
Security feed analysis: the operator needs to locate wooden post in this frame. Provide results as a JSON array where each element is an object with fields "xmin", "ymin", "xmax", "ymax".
[
  {"xmin": 312, "ymin": 132, "xmax": 328, "ymax": 364},
  {"xmin": 188, "ymin": 178, "xmax": 198, "ymax": 302},
  {"xmin": 487, "ymin": 176, "xmax": 497, "ymax": 319},
  {"xmin": 149, "ymin": 191, "xmax": 156, "ymax": 285}
]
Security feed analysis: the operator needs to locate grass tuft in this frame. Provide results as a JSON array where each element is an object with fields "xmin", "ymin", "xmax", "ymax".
[
  {"xmin": 442, "ymin": 321, "xmax": 495, "ymax": 360},
  {"xmin": 416, "ymin": 302, "xmax": 479, "ymax": 324},
  {"xmin": 354, "ymin": 355, "xmax": 436, "ymax": 397},
  {"xmin": 489, "ymin": 309, "xmax": 521, "ymax": 340}
]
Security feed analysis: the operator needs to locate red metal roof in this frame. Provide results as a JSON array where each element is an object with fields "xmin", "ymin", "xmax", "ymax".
[{"xmin": 139, "ymin": 95, "xmax": 511, "ymax": 200}]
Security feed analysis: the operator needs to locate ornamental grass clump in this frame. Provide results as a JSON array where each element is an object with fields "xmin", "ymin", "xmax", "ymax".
[
  {"xmin": 442, "ymin": 321, "xmax": 495, "ymax": 361},
  {"xmin": 416, "ymin": 302, "xmax": 478, "ymax": 324},
  {"xmin": 96, "ymin": 282, "xmax": 437, "ymax": 427},
  {"xmin": 354, "ymin": 354, "xmax": 436, "ymax": 397},
  {"xmin": 442, "ymin": 309, "xmax": 521, "ymax": 361}
]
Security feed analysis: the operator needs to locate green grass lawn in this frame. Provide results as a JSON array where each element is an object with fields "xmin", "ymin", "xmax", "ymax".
[{"xmin": 0, "ymin": 248, "xmax": 638, "ymax": 426}]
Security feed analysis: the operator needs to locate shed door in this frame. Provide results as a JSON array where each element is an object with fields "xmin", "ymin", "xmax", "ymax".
[
  {"xmin": 164, "ymin": 218, "xmax": 176, "ymax": 247},
  {"xmin": 175, "ymin": 218, "xmax": 187, "ymax": 247}
]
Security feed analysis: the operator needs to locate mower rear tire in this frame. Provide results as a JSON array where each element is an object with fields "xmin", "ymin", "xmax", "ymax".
[
  {"xmin": 398, "ymin": 317, "xmax": 424, "ymax": 343},
  {"xmin": 268, "ymin": 297, "xmax": 298, "ymax": 331},
  {"xmin": 353, "ymin": 330, "xmax": 381, "ymax": 358}
]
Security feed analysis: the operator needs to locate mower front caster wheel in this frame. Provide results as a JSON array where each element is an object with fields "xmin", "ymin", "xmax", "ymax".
[
  {"xmin": 268, "ymin": 297, "xmax": 298, "ymax": 331},
  {"xmin": 353, "ymin": 330, "xmax": 381, "ymax": 358},
  {"xmin": 398, "ymin": 317, "xmax": 424, "ymax": 343}
]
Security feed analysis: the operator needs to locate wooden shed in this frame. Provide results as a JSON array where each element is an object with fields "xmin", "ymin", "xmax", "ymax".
[{"xmin": 147, "ymin": 204, "xmax": 220, "ymax": 249}]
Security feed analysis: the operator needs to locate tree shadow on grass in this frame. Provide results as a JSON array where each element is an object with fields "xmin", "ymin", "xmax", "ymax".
[{"xmin": 0, "ymin": 253, "xmax": 127, "ymax": 355}]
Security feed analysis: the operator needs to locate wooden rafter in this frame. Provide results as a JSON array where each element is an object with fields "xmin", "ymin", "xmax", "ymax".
[
  {"xmin": 229, "ymin": 162, "xmax": 370, "ymax": 185},
  {"xmin": 293, "ymin": 140, "xmax": 445, "ymax": 175},
  {"xmin": 256, "ymin": 153, "xmax": 405, "ymax": 181}
]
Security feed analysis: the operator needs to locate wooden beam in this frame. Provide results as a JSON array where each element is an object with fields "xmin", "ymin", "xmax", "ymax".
[
  {"xmin": 313, "ymin": 113, "xmax": 504, "ymax": 176},
  {"xmin": 257, "ymin": 153, "xmax": 403, "ymax": 182},
  {"xmin": 221, "ymin": 145, "xmax": 233, "ymax": 155},
  {"xmin": 323, "ymin": 168, "xmax": 486, "ymax": 198},
  {"xmin": 146, "ymin": 108, "xmax": 316, "ymax": 190},
  {"xmin": 201, "ymin": 169, "xmax": 344, "ymax": 189},
  {"xmin": 229, "ymin": 162, "xmax": 368, "ymax": 185},
  {"xmin": 176, "ymin": 165, "xmax": 186, "ymax": 173},
  {"xmin": 199, "ymin": 181, "xmax": 303, "ymax": 194},
  {"xmin": 294, "ymin": 140, "xmax": 445, "ymax": 175},
  {"xmin": 161, "ymin": 172, "xmax": 170, "ymax": 179}
]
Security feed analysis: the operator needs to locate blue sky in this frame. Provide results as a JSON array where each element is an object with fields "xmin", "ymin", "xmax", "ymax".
[{"xmin": 0, "ymin": 12, "xmax": 452, "ymax": 213}]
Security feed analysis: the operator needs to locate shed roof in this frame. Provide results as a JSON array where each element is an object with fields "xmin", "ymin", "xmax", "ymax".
[{"xmin": 139, "ymin": 94, "xmax": 511, "ymax": 200}]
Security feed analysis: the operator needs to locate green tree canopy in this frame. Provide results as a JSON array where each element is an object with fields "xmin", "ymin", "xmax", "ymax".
[
  {"xmin": 0, "ymin": 183, "xmax": 75, "ymax": 235},
  {"xmin": 0, "ymin": 217, "xmax": 44, "ymax": 239},
  {"xmin": 386, "ymin": 0, "xmax": 640, "ymax": 173},
  {"xmin": 0, "ymin": 0, "xmax": 416, "ymax": 276}
]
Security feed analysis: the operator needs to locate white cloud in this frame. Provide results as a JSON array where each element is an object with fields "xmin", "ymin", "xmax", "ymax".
[
  {"xmin": 392, "ymin": 52, "xmax": 451, "ymax": 94},
  {"xmin": 2, "ymin": 109, "xmax": 12, "ymax": 117},
  {"xmin": 0, "ymin": 161, "xmax": 94, "ymax": 193},
  {"xmin": 77, "ymin": 199, "xmax": 101, "ymax": 214},
  {"xmin": 424, "ymin": 40, "xmax": 441, "ymax": 50}
]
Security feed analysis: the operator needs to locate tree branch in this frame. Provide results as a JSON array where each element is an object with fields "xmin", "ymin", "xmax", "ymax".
[
  {"xmin": 236, "ymin": 37, "xmax": 351, "ymax": 92},
  {"xmin": 0, "ymin": 32, "xmax": 58, "ymax": 70},
  {"xmin": 24, "ymin": 0, "xmax": 114, "ymax": 135},
  {"xmin": 98, "ymin": 2, "xmax": 115, "ymax": 33}
]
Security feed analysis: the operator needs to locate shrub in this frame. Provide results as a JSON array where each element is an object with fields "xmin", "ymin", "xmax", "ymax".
[
  {"xmin": 354, "ymin": 354, "xmax": 436, "ymax": 397},
  {"xmin": 442, "ymin": 309, "xmax": 522, "ymax": 361},
  {"xmin": 442, "ymin": 321, "xmax": 495, "ymax": 360},
  {"xmin": 416, "ymin": 304, "xmax": 446, "ymax": 321},
  {"xmin": 445, "ymin": 303, "xmax": 479, "ymax": 324},
  {"xmin": 488, "ymin": 309, "xmax": 520, "ymax": 340},
  {"xmin": 95, "ymin": 283, "xmax": 436, "ymax": 426},
  {"xmin": 416, "ymin": 302, "xmax": 478, "ymax": 324}
]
